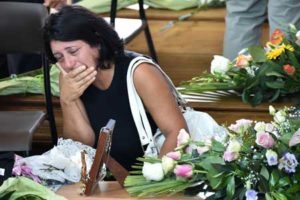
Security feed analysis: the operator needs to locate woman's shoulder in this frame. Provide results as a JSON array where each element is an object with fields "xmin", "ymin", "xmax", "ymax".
[{"xmin": 124, "ymin": 50, "xmax": 143, "ymax": 59}]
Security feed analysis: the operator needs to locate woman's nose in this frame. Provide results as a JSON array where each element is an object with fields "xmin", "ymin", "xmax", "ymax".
[{"xmin": 63, "ymin": 55, "xmax": 76, "ymax": 69}]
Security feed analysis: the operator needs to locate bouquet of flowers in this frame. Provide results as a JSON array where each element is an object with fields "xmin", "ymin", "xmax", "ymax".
[
  {"xmin": 178, "ymin": 25, "xmax": 300, "ymax": 106},
  {"xmin": 125, "ymin": 105, "xmax": 300, "ymax": 199}
]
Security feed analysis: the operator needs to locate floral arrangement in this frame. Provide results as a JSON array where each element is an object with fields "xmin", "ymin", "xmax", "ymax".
[
  {"xmin": 178, "ymin": 25, "xmax": 300, "ymax": 106},
  {"xmin": 125, "ymin": 105, "xmax": 300, "ymax": 199}
]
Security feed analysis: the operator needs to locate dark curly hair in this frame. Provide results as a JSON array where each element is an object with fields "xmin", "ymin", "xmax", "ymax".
[{"xmin": 43, "ymin": 5, "xmax": 124, "ymax": 69}]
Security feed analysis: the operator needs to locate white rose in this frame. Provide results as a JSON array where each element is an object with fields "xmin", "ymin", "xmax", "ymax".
[
  {"xmin": 296, "ymin": 30, "xmax": 300, "ymax": 45},
  {"xmin": 254, "ymin": 122, "xmax": 266, "ymax": 132},
  {"xmin": 274, "ymin": 110, "xmax": 286, "ymax": 123},
  {"xmin": 227, "ymin": 139, "xmax": 241, "ymax": 153},
  {"xmin": 269, "ymin": 105, "xmax": 276, "ymax": 115},
  {"xmin": 162, "ymin": 156, "xmax": 175, "ymax": 174},
  {"xmin": 210, "ymin": 55, "xmax": 231, "ymax": 75},
  {"xmin": 296, "ymin": 30, "xmax": 300, "ymax": 38},
  {"xmin": 142, "ymin": 162, "xmax": 164, "ymax": 181},
  {"xmin": 265, "ymin": 123, "xmax": 275, "ymax": 133}
]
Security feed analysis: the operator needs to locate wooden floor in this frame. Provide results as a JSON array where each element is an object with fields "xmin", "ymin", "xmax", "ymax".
[
  {"xmin": 119, "ymin": 7, "xmax": 269, "ymax": 85},
  {"xmin": 0, "ymin": 7, "xmax": 272, "ymax": 153}
]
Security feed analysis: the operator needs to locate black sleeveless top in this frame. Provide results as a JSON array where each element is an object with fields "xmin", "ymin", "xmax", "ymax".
[{"xmin": 81, "ymin": 51, "xmax": 157, "ymax": 171}]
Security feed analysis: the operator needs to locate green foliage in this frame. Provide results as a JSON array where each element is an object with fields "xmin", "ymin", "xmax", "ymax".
[
  {"xmin": 249, "ymin": 46, "xmax": 267, "ymax": 62},
  {"xmin": 179, "ymin": 25, "xmax": 300, "ymax": 106}
]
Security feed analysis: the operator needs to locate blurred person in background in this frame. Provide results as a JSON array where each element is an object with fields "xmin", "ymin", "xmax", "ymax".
[{"xmin": 223, "ymin": 0, "xmax": 300, "ymax": 60}]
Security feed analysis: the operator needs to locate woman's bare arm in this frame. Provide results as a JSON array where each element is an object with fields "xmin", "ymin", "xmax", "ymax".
[
  {"xmin": 58, "ymin": 65, "xmax": 97, "ymax": 146},
  {"xmin": 133, "ymin": 63, "xmax": 187, "ymax": 157}
]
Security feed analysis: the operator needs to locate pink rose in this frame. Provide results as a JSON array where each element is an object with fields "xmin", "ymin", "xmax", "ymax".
[
  {"xmin": 228, "ymin": 119, "xmax": 253, "ymax": 134},
  {"xmin": 166, "ymin": 151, "xmax": 181, "ymax": 160},
  {"xmin": 289, "ymin": 128, "xmax": 300, "ymax": 147},
  {"xmin": 173, "ymin": 164, "xmax": 193, "ymax": 179},
  {"xmin": 255, "ymin": 131, "xmax": 275, "ymax": 149},
  {"xmin": 223, "ymin": 150, "xmax": 239, "ymax": 162},
  {"xmin": 177, "ymin": 129, "xmax": 190, "ymax": 147}
]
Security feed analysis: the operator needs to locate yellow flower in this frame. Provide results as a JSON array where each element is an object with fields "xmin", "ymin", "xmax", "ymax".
[
  {"xmin": 266, "ymin": 46, "xmax": 285, "ymax": 60},
  {"xmin": 266, "ymin": 44, "xmax": 294, "ymax": 60},
  {"xmin": 285, "ymin": 44, "xmax": 294, "ymax": 52}
]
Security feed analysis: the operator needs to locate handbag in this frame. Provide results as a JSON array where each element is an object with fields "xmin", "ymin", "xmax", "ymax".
[{"xmin": 127, "ymin": 56, "xmax": 227, "ymax": 157}]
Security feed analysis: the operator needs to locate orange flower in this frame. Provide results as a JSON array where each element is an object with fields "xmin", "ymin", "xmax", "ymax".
[
  {"xmin": 235, "ymin": 54, "xmax": 251, "ymax": 68},
  {"xmin": 283, "ymin": 64, "xmax": 295, "ymax": 75},
  {"xmin": 270, "ymin": 29, "xmax": 284, "ymax": 45}
]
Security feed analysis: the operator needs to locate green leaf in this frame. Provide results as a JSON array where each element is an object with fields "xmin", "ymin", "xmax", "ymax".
[
  {"xmin": 269, "ymin": 89, "xmax": 281, "ymax": 102},
  {"xmin": 200, "ymin": 156, "xmax": 225, "ymax": 167},
  {"xmin": 242, "ymin": 88, "xmax": 263, "ymax": 106},
  {"xmin": 272, "ymin": 192, "xmax": 288, "ymax": 200},
  {"xmin": 248, "ymin": 46, "xmax": 267, "ymax": 62},
  {"xmin": 211, "ymin": 140, "xmax": 226, "ymax": 152},
  {"xmin": 266, "ymin": 192, "xmax": 274, "ymax": 200},
  {"xmin": 15, "ymin": 194, "xmax": 46, "ymax": 200},
  {"xmin": 0, "ymin": 190, "xmax": 15, "ymax": 200},
  {"xmin": 260, "ymin": 165, "xmax": 269, "ymax": 180},
  {"xmin": 277, "ymin": 176, "xmax": 290, "ymax": 187},
  {"xmin": 212, "ymin": 171, "xmax": 225, "ymax": 178},
  {"xmin": 210, "ymin": 176, "xmax": 224, "ymax": 189},
  {"xmin": 286, "ymin": 50, "xmax": 300, "ymax": 68},
  {"xmin": 265, "ymin": 80, "xmax": 285, "ymax": 89},
  {"xmin": 286, "ymin": 184, "xmax": 300, "ymax": 193},
  {"xmin": 226, "ymin": 175, "xmax": 235, "ymax": 200},
  {"xmin": 270, "ymin": 170, "xmax": 280, "ymax": 187},
  {"xmin": 265, "ymin": 71, "xmax": 285, "ymax": 77}
]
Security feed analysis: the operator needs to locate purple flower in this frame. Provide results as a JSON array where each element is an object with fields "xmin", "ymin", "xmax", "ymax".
[
  {"xmin": 12, "ymin": 165, "xmax": 22, "ymax": 176},
  {"xmin": 266, "ymin": 150, "xmax": 278, "ymax": 166},
  {"xmin": 278, "ymin": 152, "xmax": 298, "ymax": 173},
  {"xmin": 245, "ymin": 189, "xmax": 258, "ymax": 200},
  {"xmin": 12, "ymin": 157, "xmax": 42, "ymax": 183}
]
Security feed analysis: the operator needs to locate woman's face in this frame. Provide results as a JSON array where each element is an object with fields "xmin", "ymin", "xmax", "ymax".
[{"xmin": 50, "ymin": 40, "xmax": 99, "ymax": 72}]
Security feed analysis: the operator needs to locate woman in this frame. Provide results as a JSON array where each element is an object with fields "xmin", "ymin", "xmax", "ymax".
[{"xmin": 43, "ymin": 5, "xmax": 187, "ymax": 170}]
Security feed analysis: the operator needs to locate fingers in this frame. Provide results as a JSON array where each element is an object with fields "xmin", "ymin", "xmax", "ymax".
[
  {"xmin": 77, "ymin": 67, "xmax": 97, "ymax": 88},
  {"xmin": 67, "ymin": 65, "xmax": 88, "ymax": 78},
  {"xmin": 59, "ymin": 64, "xmax": 97, "ymax": 94},
  {"xmin": 73, "ymin": 66, "xmax": 96, "ymax": 82},
  {"xmin": 56, "ymin": 63, "xmax": 67, "ymax": 75},
  {"xmin": 78, "ymin": 75, "xmax": 97, "ymax": 91}
]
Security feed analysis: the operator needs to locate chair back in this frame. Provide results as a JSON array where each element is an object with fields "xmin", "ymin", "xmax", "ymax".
[
  {"xmin": 0, "ymin": 2, "xmax": 47, "ymax": 54},
  {"xmin": 0, "ymin": 2, "xmax": 58, "ymax": 146},
  {"xmin": 109, "ymin": 0, "xmax": 157, "ymax": 62}
]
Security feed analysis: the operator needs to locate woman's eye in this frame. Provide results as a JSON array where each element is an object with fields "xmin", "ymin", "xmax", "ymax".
[
  {"xmin": 55, "ymin": 56, "xmax": 63, "ymax": 62},
  {"xmin": 70, "ymin": 49, "xmax": 79, "ymax": 55}
]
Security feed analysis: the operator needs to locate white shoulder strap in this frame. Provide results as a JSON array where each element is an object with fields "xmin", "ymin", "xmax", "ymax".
[{"xmin": 127, "ymin": 56, "xmax": 187, "ymax": 146}]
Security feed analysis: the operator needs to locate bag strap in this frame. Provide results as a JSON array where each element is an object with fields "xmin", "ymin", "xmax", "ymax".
[{"xmin": 127, "ymin": 56, "xmax": 187, "ymax": 146}]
